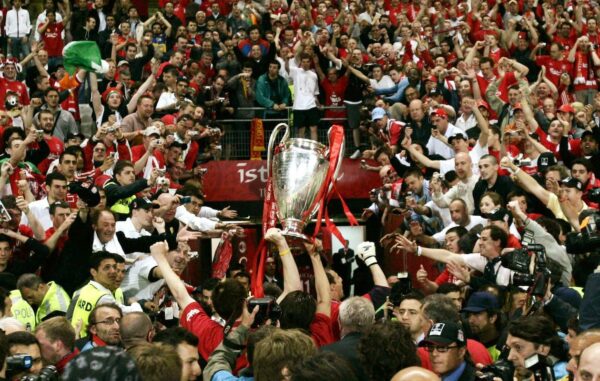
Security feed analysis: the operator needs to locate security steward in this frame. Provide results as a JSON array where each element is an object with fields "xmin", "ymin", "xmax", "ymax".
[
  {"xmin": 17, "ymin": 273, "xmax": 71, "ymax": 324},
  {"xmin": 104, "ymin": 160, "xmax": 159, "ymax": 221},
  {"xmin": 67, "ymin": 252, "xmax": 125, "ymax": 337}
]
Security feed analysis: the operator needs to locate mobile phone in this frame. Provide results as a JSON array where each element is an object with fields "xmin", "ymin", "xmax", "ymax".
[
  {"xmin": 180, "ymin": 196, "xmax": 192, "ymax": 204},
  {"xmin": 109, "ymin": 152, "xmax": 116, "ymax": 159}
]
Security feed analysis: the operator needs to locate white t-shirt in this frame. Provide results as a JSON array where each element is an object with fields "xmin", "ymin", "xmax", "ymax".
[
  {"xmin": 462, "ymin": 253, "xmax": 515, "ymax": 286},
  {"xmin": 439, "ymin": 143, "xmax": 489, "ymax": 176},
  {"xmin": 121, "ymin": 256, "xmax": 162, "ymax": 300},
  {"xmin": 426, "ymin": 124, "xmax": 466, "ymax": 160},
  {"xmin": 289, "ymin": 62, "xmax": 319, "ymax": 110},
  {"xmin": 432, "ymin": 215, "xmax": 487, "ymax": 243},
  {"xmin": 454, "ymin": 113, "xmax": 477, "ymax": 132},
  {"xmin": 20, "ymin": 197, "xmax": 51, "ymax": 230}
]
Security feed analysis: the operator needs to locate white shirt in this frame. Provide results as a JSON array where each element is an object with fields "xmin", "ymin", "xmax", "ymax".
[
  {"xmin": 462, "ymin": 253, "xmax": 515, "ymax": 286},
  {"xmin": 176, "ymin": 205, "xmax": 217, "ymax": 231},
  {"xmin": 121, "ymin": 256, "xmax": 163, "ymax": 300},
  {"xmin": 431, "ymin": 174, "xmax": 480, "ymax": 214},
  {"xmin": 432, "ymin": 215, "xmax": 487, "ymax": 243},
  {"xmin": 5, "ymin": 7, "xmax": 31, "ymax": 38},
  {"xmin": 370, "ymin": 75, "xmax": 395, "ymax": 90},
  {"xmin": 426, "ymin": 124, "xmax": 466, "ymax": 160},
  {"xmin": 289, "ymin": 62, "xmax": 319, "ymax": 110},
  {"xmin": 92, "ymin": 231, "xmax": 125, "ymax": 257},
  {"xmin": 439, "ymin": 142, "xmax": 489, "ymax": 176},
  {"xmin": 454, "ymin": 113, "xmax": 477, "ymax": 132},
  {"xmin": 116, "ymin": 218, "xmax": 151, "ymax": 262},
  {"xmin": 21, "ymin": 197, "xmax": 51, "ymax": 230}
]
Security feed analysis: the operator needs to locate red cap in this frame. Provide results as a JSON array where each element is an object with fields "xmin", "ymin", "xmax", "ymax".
[
  {"xmin": 161, "ymin": 114, "xmax": 177, "ymax": 125},
  {"xmin": 476, "ymin": 99, "xmax": 490, "ymax": 111},
  {"xmin": 513, "ymin": 102, "xmax": 523, "ymax": 111},
  {"xmin": 426, "ymin": 75, "xmax": 438, "ymax": 82},
  {"xmin": 101, "ymin": 87, "xmax": 123, "ymax": 104},
  {"xmin": 558, "ymin": 104, "xmax": 575, "ymax": 113},
  {"xmin": 430, "ymin": 108, "xmax": 448, "ymax": 119}
]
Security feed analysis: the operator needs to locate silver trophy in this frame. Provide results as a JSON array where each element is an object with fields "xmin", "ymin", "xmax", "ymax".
[{"xmin": 267, "ymin": 123, "xmax": 344, "ymax": 243}]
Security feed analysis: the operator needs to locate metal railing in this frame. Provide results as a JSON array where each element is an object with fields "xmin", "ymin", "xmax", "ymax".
[{"xmin": 213, "ymin": 106, "xmax": 353, "ymax": 160}]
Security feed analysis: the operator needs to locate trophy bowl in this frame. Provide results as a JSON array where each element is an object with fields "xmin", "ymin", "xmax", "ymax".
[{"xmin": 267, "ymin": 124, "xmax": 344, "ymax": 246}]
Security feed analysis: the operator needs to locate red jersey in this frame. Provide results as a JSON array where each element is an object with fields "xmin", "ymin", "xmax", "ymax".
[
  {"xmin": 535, "ymin": 126, "xmax": 581, "ymax": 160},
  {"xmin": 534, "ymin": 56, "xmax": 573, "ymax": 86},
  {"xmin": 321, "ymin": 76, "xmax": 348, "ymax": 120},
  {"xmin": 0, "ymin": 77, "xmax": 29, "ymax": 108},
  {"xmin": 39, "ymin": 21, "xmax": 64, "ymax": 57},
  {"xmin": 37, "ymin": 136, "xmax": 64, "ymax": 175}
]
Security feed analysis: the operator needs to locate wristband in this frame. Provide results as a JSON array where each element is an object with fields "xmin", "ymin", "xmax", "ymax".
[
  {"xmin": 417, "ymin": 246, "xmax": 423, "ymax": 256},
  {"xmin": 279, "ymin": 249, "xmax": 290, "ymax": 257}
]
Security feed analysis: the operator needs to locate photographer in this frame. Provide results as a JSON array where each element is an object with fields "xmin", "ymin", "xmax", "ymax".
[
  {"xmin": 505, "ymin": 315, "xmax": 568, "ymax": 380},
  {"xmin": 507, "ymin": 201, "xmax": 572, "ymax": 285}
]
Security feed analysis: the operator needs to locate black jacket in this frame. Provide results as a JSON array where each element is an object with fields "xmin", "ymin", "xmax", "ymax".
[
  {"xmin": 51, "ymin": 213, "xmax": 174, "ymax": 294},
  {"xmin": 321, "ymin": 332, "xmax": 367, "ymax": 380}
]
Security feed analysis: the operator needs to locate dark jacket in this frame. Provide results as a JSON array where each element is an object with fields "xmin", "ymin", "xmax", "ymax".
[
  {"xmin": 321, "ymin": 332, "xmax": 367, "ymax": 380},
  {"xmin": 119, "ymin": 44, "xmax": 154, "ymax": 81},
  {"xmin": 579, "ymin": 272, "xmax": 600, "ymax": 330},
  {"xmin": 51, "ymin": 213, "xmax": 173, "ymax": 294}
]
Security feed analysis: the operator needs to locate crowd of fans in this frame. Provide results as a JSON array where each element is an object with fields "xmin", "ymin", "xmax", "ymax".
[{"xmin": 0, "ymin": 0, "xmax": 598, "ymax": 379}]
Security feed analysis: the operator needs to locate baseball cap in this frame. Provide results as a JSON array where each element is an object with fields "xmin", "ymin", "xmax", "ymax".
[
  {"xmin": 558, "ymin": 103, "xmax": 575, "ymax": 114},
  {"xmin": 68, "ymin": 182, "xmax": 101, "ymax": 207},
  {"xmin": 461, "ymin": 291, "xmax": 499, "ymax": 313},
  {"xmin": 448, "ymin": 132, "xmax": 467, "ymax": 144},
  {"xmin": 476, "ymin": 99, "xmax": 490, "ymax": 111},
  {"xmin": 371, "ymin": 107, "xmax": 387, "ymax": 121},
  {"xmin": 430, "ymin": 108, "xmax": 448, "ymax": 119},
  {"xmin": 418, "ymin": 321, "xmax": 466, "ymax": 347},
  {"xmin": 161, "ymin": 114, "xmax": 177, "ymax": 125},
  {"xmin": 581, "ymin": 130, "xmax": 597, "ymax": 141},
  {"xmin": 426, "ymin": 75, "xmax": 438, "ymax": 83},
  {"xmin": 130, "ymin": 197, "xmax": 160, "ymax": 210},
  {"xmin": 117, "ymin": 60, "xmax": 130, "ymax": 67},
  {"xmin": 537, "ymin": 152, "xmax": 558, "ymax": 172},
  {"xmin": 429, "ymin": 88, "xmax": 443, "ymax": 97},
  {"xmin": 143, "ymin": 126, "xmax": 162, "ymax": 137},
  {"xmin": 561, "ymin": 177, "xmax": 583, "ymax": 191},
  {"xmin": 485, "ymin": 208, "xmax": 513, "ymax": 226},
  {"xmin": 512, "ymin": 102, "xmax": 523, "ymax": 111},
  {"xmin": 409, "ymin": 212, "xmax": 424, "ymax": 223}
]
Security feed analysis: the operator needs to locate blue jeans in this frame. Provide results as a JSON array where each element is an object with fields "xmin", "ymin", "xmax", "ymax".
[{"xmin": 9, "ymin": 37, "xmax": 29, "ymax": 60}]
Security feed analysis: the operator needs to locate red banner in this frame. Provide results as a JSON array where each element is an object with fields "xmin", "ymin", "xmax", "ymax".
[{"xmin": 203, "ymin": 159, "xmax": 381, "ymax": 202}]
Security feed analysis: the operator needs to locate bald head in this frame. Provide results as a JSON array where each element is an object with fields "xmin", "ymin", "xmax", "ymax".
[
  {"xmin": 391, "ymin": 367, "xmax": 440, "ymax": 381},
  {"xmin": 409, "ymin": 100, "xmax": 424, "ymax": 121},
  {"xmin": 454, "ymin": 152, "xmax": 472, "ymax": 180},
  {"xmin": 120, "ymin": 312, "xmax": 153, "ymax": 349},
  {"xmin": 578, "ymin": 342, "xmax": 600, "ymax": 380}
]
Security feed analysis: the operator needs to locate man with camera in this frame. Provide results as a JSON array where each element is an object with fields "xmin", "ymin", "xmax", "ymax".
[
  {"xmin": 418, "ymin": 321, "xmax": 476, "ymax": 381},
  {"xmin": 504, "ymin": 315, "xmax": 568, "ymax": 380},
  {"xmin": 394, "ymin": 225, "xmax": 517, "ymax": 287}
]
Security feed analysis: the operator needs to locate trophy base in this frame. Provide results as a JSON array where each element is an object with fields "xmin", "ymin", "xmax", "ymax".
[{"xmin": 281, "ymin": 229, "xmax": 311, "ymax": 250}]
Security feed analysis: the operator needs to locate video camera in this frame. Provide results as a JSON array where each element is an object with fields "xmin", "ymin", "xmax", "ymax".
[
  {"xmin": 247, "ymin": 296, "xmax": 281, "ymax": 328},
  {"xmin": 501, "ymin": 244, "xmax": 550, "ymax": 299},
  {"xmin": 476, "ymin": 349, "xmax": 556, "ymax": 381},
  {"xmin": 19, "ymin": 366, "xmax": 59, "ymax": 381},
  {"xmin": 565, "ymin": 208, "xmax": 600, "ymax": 254}
]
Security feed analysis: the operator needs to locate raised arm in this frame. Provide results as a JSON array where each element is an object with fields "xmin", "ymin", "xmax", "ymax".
[
  {"xmin": 265, "ymin": 228, "xmax": 302, "ymax": 303},
  {"xmin": 88, "ymin": 71, "xmax": 103, "ymax": 118},
  {"xmin": 150, "ymin": 241, "xmax": 195, "ymax": 310},
  {"xmin": 306, "ymin": 239, "xmax": 330, "ymax": 317},
  {"xmin": 394, "ymin": 235, "xmax": 465, "ymax": 266},
  {"xmin": 401, "ymin": 135, "xmax": 441, "ymax": 169},
  {"xmin": 356, "ymin": 241, "xmax": 388, "ymax": 287},
  {"xmin": 500, "ymin": 157, "xmax": 550, "ymax": 205}
]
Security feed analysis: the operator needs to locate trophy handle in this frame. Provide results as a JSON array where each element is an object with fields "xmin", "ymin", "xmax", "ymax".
[{"xmin": 267, "ymin": 123, "xmax": 290, "ymax": 175}]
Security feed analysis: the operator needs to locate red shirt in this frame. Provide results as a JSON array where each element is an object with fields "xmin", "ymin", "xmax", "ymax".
[
  {"xmin": 535, "ymin": 56, "xmax": 573, "ymax": 86},
  {"xmin": 310, "ymin": 312, "xmax": 334, "ymax": 347},
  {"xmin": 37, "ymin": 135, "xmax": 64, "ymax": 175},
  {"xmin": 180, "ymin": 301, "xmax": 228, "ymax": 361},
  {"xmin": 44, "ymin": 227, "xmax": 68, "ymax": 253},
  {"xmin": 39, "ymin": 21, "xmax": 64, "ymax": 57},
  {"xmin": 321, "ymin": 76, "xmax": 348, "ymax": 120},
  {"xmin": 0, "ymin": 77, "xmax": 29, "ymax": 108}
]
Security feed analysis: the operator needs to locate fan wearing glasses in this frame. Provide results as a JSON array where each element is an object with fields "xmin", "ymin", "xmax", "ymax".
[{"xmin": 418, "ymin": 321, "xmax": 476, "ymax": 381}]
